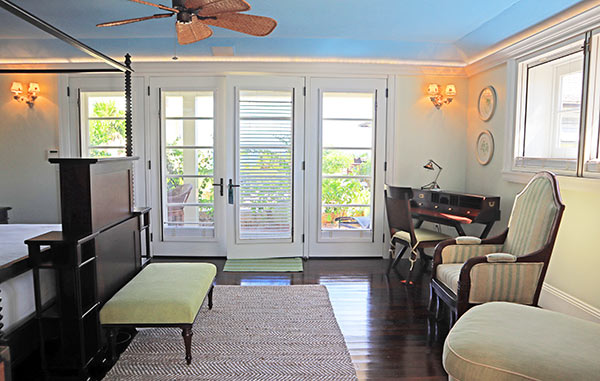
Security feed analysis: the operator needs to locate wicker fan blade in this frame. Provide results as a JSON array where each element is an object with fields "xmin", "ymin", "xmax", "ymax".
[
  {"xmin": 97, "ymin": 13, "xmax": 173, "ymax": 27},
  {"xmin": 185, "ymin": 0, "xmax": 250, "ymax": 16},
  {"xmin": 176, "ymin": 17, "xmax": 213, "ymax": 44},
  {"xmin": 127, "ymin": 0, "xmax": 179, "ymax": 13},
  {"xmin": 202, "ymin": 13, "xmax": 276, "ymax": 36}
]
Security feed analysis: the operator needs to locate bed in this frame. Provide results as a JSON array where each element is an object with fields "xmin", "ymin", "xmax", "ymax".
[{"xmin": 0, "ymin": 224, "xmax": 59, "ymax": 332}]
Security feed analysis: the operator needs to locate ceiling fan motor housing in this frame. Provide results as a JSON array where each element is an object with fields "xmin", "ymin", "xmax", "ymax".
[{"xmin": 176, "ymin": 11, "xmax": 193, "ymax": 24}]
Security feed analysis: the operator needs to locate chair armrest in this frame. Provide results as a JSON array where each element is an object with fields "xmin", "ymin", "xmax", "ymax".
[
  {"xmin": 455, "ymin": 236, "xmax": 482, "ymax": 245},
  {"xmin": 485, "ymin": 253, "xmax": 517, "ymax": 262}
]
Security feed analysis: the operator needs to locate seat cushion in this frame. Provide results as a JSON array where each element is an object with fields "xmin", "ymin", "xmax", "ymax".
[
  {"xmin": 100, "ymin": 263, "xmax": 217, "ymax": 325},
  {"xmin": 393, "ymin": 228, "xmax": 451, "ymax": 244},
  {"xmin": 443, "ymin": 302, "xmax": 600, "ymax": 381},
  {"xmin": 435, "ymin": 264, "xmax": 462, "ymax": 294}
]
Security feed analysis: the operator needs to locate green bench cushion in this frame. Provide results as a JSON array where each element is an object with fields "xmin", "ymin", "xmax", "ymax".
[
  {"xmin": 100, "ymin": 263, "xmax": 217, "ymax": 325},
  {"xmin": 443, "ymin": 302, "xmax": 600, "ymax": 381}
]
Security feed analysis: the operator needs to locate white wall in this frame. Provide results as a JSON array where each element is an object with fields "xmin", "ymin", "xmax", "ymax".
[
  {"xmin": 0, "ymin": 74, "xmax": 60, "ymax": 223},
  {"xmin": 392, "ymin": 75, "xmax": 468, "ymax": 190}
]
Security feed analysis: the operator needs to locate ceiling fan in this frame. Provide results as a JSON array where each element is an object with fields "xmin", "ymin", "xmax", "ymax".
[{"xmin": 97, "ymin": 0, "xmax": 277, "ymax": 45}]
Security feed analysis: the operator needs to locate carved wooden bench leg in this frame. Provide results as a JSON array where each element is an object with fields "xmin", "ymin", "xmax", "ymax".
[
  {"xmin": 181, "ymin": 325, "xmax": 193, "ymax": 365},
  {"xmin": 208, "ymin": 284, "xmax": 214, "ymax": 310},
  {"xmin": 106, "ymin": 328, "xmax": 118, "ymax": 363}
]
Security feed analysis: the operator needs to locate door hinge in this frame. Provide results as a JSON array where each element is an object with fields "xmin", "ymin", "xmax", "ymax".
[
  {"xmin": 150, "ymin": 233, "xmax": 154, "ymax": 242},
  {"xmin": 147, "ymin": 86, "xmax": 150, "ymax": 96},
  {"xmin": 66, "ymin": 86, "xmax": 70, "ymax": 97},
  {"xmin": 384, "ymin": 161, "xmax": 387, "ymax": 171},
  {"xmin": 385, "ymin": 88, "xmax": 389, "ymax": 98},
  {"xmin": 383, "ymin": 233, "xmax": 386, "ymax": 243},
  {"xmin": 302, "ymin": 234, "xmax": 305, "ymax": 243},
  {"xmin": 303, "ymin": 87, "xmax": 306, "ymax": 96},
  {"xmin": 302, "ymin": 161, "xmax": 305, "ymax": 170},
  {"xmin": 148, "ymin": 160, "xmax": 151, "ymax": 170}
]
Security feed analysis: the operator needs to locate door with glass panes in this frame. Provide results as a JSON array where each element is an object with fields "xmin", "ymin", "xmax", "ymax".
[
  {"xmin": 307, "ymin": 77, "xmax": 387, "ymax": 257},
  {"xmin": 225, "ymin": 76, "xmax": 305, "ymax": 258},
  {"xmin": 150, "ymin": 77, "xmax": 227, "ymax": 256}
]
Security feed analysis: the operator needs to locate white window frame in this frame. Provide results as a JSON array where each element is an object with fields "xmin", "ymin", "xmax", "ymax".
[
  {"xmin": 80, "ymin": 91, "xmax": 127, "ymax": 157},
  {"xmin": 508, "ymin": 27, "xmax": 600, "ymax": 180}
]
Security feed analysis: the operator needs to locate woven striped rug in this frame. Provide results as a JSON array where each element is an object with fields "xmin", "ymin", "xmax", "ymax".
[
  {"xmin": 104, "ymin": 285, "xmax": 357, "ymax": 380},
  {"xmin": 223, "ymin": 257, "xmax": 303, "ymax": 272}
]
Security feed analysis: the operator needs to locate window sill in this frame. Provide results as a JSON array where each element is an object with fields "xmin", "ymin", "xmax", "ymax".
[{"xmin": 502, "ymin": 169, "xmax": 600, "ymax": 192}]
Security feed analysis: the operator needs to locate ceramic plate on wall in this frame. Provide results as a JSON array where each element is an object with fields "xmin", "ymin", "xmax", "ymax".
[
  {"xmin": 478, "ymin": 86, "xmax": 496, "ymax": 121},
  {"xmin": 476, "ymin": 130, "xmax": 494, "ymax": 165}
]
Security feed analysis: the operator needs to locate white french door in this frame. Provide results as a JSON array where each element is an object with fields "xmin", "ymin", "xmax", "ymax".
[
  {"xmin": 225, "ymin": 76, "xmax": 305, "ymax": 259},
  {"xmin": 149, "ymin": 77, "xmax": 227, "ymax": 256},
  {"xmin": 307, "ymin": 77, "xmax": 387, "ymax": 257}
]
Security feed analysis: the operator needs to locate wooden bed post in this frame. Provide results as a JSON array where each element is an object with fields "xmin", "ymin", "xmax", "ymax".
[{"xmin": 124, "ymin": 53, "xmax": 133, "ymax": 157}]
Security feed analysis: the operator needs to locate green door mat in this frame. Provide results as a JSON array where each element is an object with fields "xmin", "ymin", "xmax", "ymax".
[{"xmin": 223, "ymin": 258, "xmax": 303, "ymax": 272}]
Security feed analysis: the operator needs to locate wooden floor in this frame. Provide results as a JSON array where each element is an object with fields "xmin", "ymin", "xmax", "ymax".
[{"xmin": 156, "ymin": 257, "xmax": 449, "ymax": 381}]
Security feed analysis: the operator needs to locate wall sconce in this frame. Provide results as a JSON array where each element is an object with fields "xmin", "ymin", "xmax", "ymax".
[
  {"xmin": 11, "ymin": 81, "xmax": 40, "ymax": 107},
  {"xmin": 427, "ymin": 83, "xmax": 456, "ymax": 109},
  {"xmin": 421, "ymin": 159, "xmax": 443, "ymax": 190}
]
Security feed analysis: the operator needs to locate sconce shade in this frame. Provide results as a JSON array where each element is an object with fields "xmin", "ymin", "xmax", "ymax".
[
  {"xmin": 28, "ymin": 82, "xmax": 40, "ymax": 94},
  {"xmin": 11, "ymin": 82, "xmax": 23, "ymax": 94},
  {"xmin": 427, "ymin": 83, "xmax": 440, "ymax": 96},
  {"xmin": 445, "ymin": 84, "xmax": 456, "ymax": 96}
]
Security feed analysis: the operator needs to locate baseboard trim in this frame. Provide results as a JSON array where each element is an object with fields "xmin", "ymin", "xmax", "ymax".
[{"xmin": 539, "ymin": 283, "xmax": 600, "ymax": 323}]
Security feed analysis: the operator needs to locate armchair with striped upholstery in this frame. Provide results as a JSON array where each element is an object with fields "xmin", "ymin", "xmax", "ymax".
[{"xmin": 430, "ymin": 171, "xmax": 565, "ymax": 324}]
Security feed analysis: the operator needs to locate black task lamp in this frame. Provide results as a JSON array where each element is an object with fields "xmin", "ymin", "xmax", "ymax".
[{"xmin": 421, "ymin": 159, "xmax": 443, "ymax": 190}]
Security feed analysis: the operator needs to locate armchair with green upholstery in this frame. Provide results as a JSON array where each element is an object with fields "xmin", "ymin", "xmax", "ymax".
[{"xmin": 430, "ymin": 171, "xmax": 565, "ymax": 323}]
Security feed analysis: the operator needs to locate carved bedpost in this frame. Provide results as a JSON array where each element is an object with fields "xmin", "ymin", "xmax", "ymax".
[{"xmin": 124, "ymin": 53, "xmax": 133, "ymax": 157}]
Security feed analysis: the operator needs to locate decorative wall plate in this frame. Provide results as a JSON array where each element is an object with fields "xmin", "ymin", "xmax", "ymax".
[
  {"xmin": 478, "ymin": 86, "xmax": 497, "ymax": 121},
  {"xmin": 476, "ymin": 130, "xmax": 494, "ymax": 165}
]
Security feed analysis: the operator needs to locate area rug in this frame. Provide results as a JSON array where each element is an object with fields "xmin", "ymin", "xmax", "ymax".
[
  {"xmin": 104, "ymin": 285, "xmax": 357, "ymax": 380},
  {"xmin": 223, "ymin": 257, "xmax": 303, "ymax": 272}
]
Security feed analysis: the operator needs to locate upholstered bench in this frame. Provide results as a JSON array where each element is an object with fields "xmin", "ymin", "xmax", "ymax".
[
  {"xmin": 100, "ymin": 262, "xmax": 217, "ymax": 365},
  {"xmin": 443, "ymin": 302, "xmax": 600, "ymax": 380}
]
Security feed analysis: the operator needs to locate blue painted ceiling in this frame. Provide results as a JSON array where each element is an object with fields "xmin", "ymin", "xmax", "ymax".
[{"xmin": 0, "ymin": 0, "xmax": 589, "ymax": 64}]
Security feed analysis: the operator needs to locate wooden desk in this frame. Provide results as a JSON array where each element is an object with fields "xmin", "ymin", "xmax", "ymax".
[{"xmin": 411, "ymin": 189, "xmax": 501, "ymax": 238}]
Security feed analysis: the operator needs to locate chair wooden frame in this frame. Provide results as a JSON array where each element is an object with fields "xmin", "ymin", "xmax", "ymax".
[
  {"xmin": 385, "ymin": 185, "xmax": 449, "ymax": 284},
  {"xmin": 429, "ymin": 172, "xmax": 565, "ymax": 324}
]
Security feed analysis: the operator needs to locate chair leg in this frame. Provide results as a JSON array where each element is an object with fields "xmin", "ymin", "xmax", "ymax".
[
  {"xmin": 435, "ymin": 297, "xmax": 443, "ymax": 321},
  {"xmin": 181, "ymin": 326, "xmax": 193, "ymax": 365},
  {"xmin": 428, "ymin": 284, "xmax": 436, "ymax": 313},
  {"xmin": 387, "ymin": 245, "xmax": 407, "ymax": 273}
]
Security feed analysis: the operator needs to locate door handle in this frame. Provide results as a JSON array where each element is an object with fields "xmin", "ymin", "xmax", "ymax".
[
  {"xmin": 228, "ymin": 179, "xmax": 240, "ymax": 205},
  {"xmin": 212, "ymin": 178, "xmax": 224, "ymax": 197}
]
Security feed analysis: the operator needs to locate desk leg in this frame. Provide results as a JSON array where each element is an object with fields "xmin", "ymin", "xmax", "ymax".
[{"xmin": 480, "ymin": 222, "xmax": 495, "ymax": 238}]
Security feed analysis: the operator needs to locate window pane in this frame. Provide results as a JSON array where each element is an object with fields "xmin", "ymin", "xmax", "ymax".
[
  {"xmin": 87, "ymin": 96, "xmax": 125, "ymax": 117},
  {"xmin": 322, "ymin": 149, "xmax": 372, "ymax": 176},
  {"xmin": 165, "ymin": 120, "xmax": 213, "ymax": 147},
  {"xmin": 165, "ymin": 148, "xmax": 213, "ymax": 176},
  {"xmin": 88, "ymin": 120, "xmax": 126, "ymax": 147},
  {"xmin": 165, "ymin": 206, "xmax": 214, "ymax": 226},
  {"xmin": 166, "ymin": 177, "xmax": 214, "ymax": 205},
  {"xmin": 523, "ymin": 50, "xmax": 583, "ymax": 161},
  {"xmin": 322, "ymin": 120, "xmax": 372, "ymax": 148},
  {"xmin": 323, "ymin": 92, "xmax": 374, "ymax": 119},
  {"xmin": 321, "ymin": 207, "xmax": 371, "ymax": 230},
  {"xmin": 164, "ymin": 92, "xmax": 213, "ymax": 118},
  {"xmin": 238, "ymin": 90, "xmax": 293, "ymax": 241},
  {"xmin": 322, "ymin": 178, "xmax": 371, "ymax": 205}
]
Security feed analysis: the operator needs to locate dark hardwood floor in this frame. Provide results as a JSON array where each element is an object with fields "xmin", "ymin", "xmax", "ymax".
[{"xmin": 155, "ymin": 257, "xmax": 449, "ymax": 381}]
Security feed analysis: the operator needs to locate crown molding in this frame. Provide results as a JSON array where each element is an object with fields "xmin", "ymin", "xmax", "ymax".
[
  {"xmin": 466, "ymin": 3, "xmax": 600, "ymax": 76},
  {"xmin": 0, "ymin": 59, "xmax": 468, "ymax": 77}
]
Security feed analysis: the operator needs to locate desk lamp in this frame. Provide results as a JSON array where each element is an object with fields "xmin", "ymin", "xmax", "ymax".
[{"xmin": 421, "ymin": 159, "xmax": 442, "ymax": 190}]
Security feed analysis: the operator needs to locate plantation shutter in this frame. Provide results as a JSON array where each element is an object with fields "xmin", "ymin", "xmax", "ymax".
[{"xmin": 238, "ymin": 90, "xmax": 294, "ymax": 240}]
